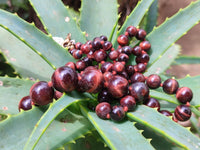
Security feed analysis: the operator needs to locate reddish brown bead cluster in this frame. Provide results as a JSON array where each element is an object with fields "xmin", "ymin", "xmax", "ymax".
[{"xmin": 18, "ymin": 25, "xmax": 193, "ymax": 124}]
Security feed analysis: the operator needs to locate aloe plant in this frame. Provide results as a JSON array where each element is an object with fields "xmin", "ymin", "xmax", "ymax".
[{"xmin": 0, "ymin": 0, "xmax": 200, "ymax": 149}]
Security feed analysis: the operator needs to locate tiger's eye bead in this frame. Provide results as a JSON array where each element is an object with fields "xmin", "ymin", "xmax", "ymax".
[
  {"xmin": 75, "ymin": 42, "xmax": 82, "ymax": 49},
  {"xmin": 139, "ymin": 41, "xmax": 151, "ymax": 51},
  {"xmin": 18, "ymin": 96, "xmax": 32, "ymax": 111},
  {"xmin": 130, "ymin": 73, "xmax": 146, "ymax": 83},
  {"xmin": 129, "ymin": 82, "xmax": 149, "ymax": 103},
  {"xmin": 65, "ymin": 62, "xmax": 76, "ymax": 70},
  {"xmin": 112, "ymin": 62, "xmax": 125, "ymax": 73},
  {"xmin": 132, "ymin": 46, "xmax": 142, "ymax": 56},
  {"xmin": 76, "ymin": 60, "xmax": 86, "ymax": 71},
  {"xmin": 94, "ymin": 49, "xmax": 107, "ymax": 62},
  {"xmin": 176, "ymin": 87, "xmax": 193, "ymax": 104},
  {"xmin": 120, "ymin": 95, "xmax": 136, "ymax": 111},
  {"xmin": 82, "ymin": 57, "xmax": 93, "ymax": 66},
  {"xmin": 100, "ymin": 35, "xmax": 108, "ymax": 41},
  {"xmin": 126, "ymin": 26, "xmax": 137, "ymax": 37},
  {"xmin": 136, "ymin": 29, "xmax": 146, "ymax": 40},
  {"xmin": 92, "ymin": 40, "xmax": 102, "ymax": 50},
  {"xmin": 118, "ymin": 53, "xmax": 129, "ymax": 63},
  {"xmin": 117, "ymin": 34, "xmax": 129, "ymax": 46},
  {"xmin": 136, "ymin": 53, "xmax": 150, "ymax": 64},
  {"xmin": 109, "ymin": 50, "xmax": 119, "ymax": 60},
  {"xmin": 163, "ymin": 79, "xmax": 179, "ymax": 94},
  {"xmin": 110, "ymin": 105, "xmax": 125, "ymax": 121},
  {"xmin": 73, "ymin": 50, "xmax": 82, "ymax": 59},
  {"xmin": 98, "ymin": 89, "xmax": 113, "ymax": 103},
  {"xmin": 126, "ymin": 65, "xmax": 135, "ymax": 76},
  {"xmin": 101, "ymin": 62, "xmax": 113, "ymax": 73},
  {"xmin": 146, "ymin": 74, "xmax": 161, "ymax": 89},
  {"xmin": 144, "ymin": 98, "xmax": 160, "ymax": 111},
  {"xmin": 103, "ymin": 41, "xmax": 112, "ymax": 51},
  {"xmin": 103, "ymin": 71, "xmax": 113, "ymax": 83},
  {"xmin": 107, "ymin": 75, "xmax": 128, "ymax": 98},
  {"xmin": 159, "ymin": 110, "xmax": 173, "ymax": 117},
  {"xmin": 95, "ymin": 102, "xmax": 111, "ymax": 119},
  {"xmin": 122, "ymin": 46, "xmax": 132, "ymax": 55},
  {"xmin": 81, "ymin": 44, "xmax": 91, "ymax": 54},
  {"xmin": 174, "ymin": 105, "xmax": 191, "ymax": 121},
  {"xmin": 136, "ymin": 63, "xmax": 146, "ymax": 73}
]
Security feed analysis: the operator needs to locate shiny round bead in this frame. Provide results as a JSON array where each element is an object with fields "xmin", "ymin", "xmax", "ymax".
[
  {"xmin": 18, "ymin": 96, "xmax": 32, "ymax": 111},
  {"xmin": 109, "ymin": 50, "xmax": 119, "ymax": 60},
  {"xmin": 65, "ymin": 62, "xmax": 76, "ymax": 70},
  {"xmin": 103, "ymin": 71, "xmax": 113, "ymax": 83},
  {"xmin": 136, "ymin": 63, "xmax": 146, "ymax": 73},
  {"xmin": 80, "ymin": 44, "xmax": 91, "ymax": 54},
  {"xmin": 174, "ymin": 105, "xmax": 191, "ymax": 121},
  {"xmin": 176, "ymin": 87, "xmax": 193, "ymax": 104},
  {"xmin": 98, "ymin": 89, "xmax": 113, "ymax": 103},
  {"xmin": 73, "ymin": 50, "xmax": 82, "ymax": 59},
  {"xmin": 126, "ymin": 26, "xmax": 137, "ymax": 37},
  {"xmin": 92, "ymin": 40, "xmax": 102, "ymax": 50},
  {"xmin": 144, "ymin": 98, "xmax": 160, "ymax": 111},
  {"xmin": 139, "ymin": 41, "xmax": 151, "ymax": 51},
  {"xmin": 122, "ymin": 46, "xmax": 132, "ymax": 55},
  {"xmin": 75, "ymin": 42, "xmax": 82, "ymax": 49},
  {"xmin": 93, "ymin": 49, "xmax": 107, "ymax": 62},
  {"xmin": 103, "ymin": 41, "xmax": 112, "ymax": 51},
  {"xmin": 118, "ymin": 53, "xmax": 129, "ymax": 63},
  {"xmin": 126, "ymin": 65, "xmax": 135, "ymax": 76},
  {"xmin": 100, "ymin": 35, "xmax": 108, "ymax": 41},
  {"xmin": 101, "ymin": 62, "xmax": 113, "ymax": 73},
  {"xmin": 163, "ymin": 79, "xmax": 179, "ymax": 94},
  {"xmin": 136, "ymin": 53, "xmax": 150, "ymax": 64},
  {"xmin": 136, "ymin": 29, "xmax": 146, "ymax": 40},
  {"xmin": 110, "ymin": 105, "xmax": 125, "ymax": 121},
  {"xmin": 120, "ymin": 95, "xmax": 136, "ymax": 111},
  {"xmin": 76, "ymin": 60, "xmax": 86, "ymax": 71},
  {"xmin": 117, "ymin": 34, "xmax": 129, "ymax": 46},
  {"xmin": 130, "ymin": 73, "xmax": 146, "ymax": 83},
  {"xmin": 95, "ymin": 102, "xmax": 111, "ymax": 119},
  {"xmin": 159, "ymin": 110, "xmax": 173, "ymax": 117},
  {"xmin": 146, "ymin": 74, "xmax": 161, "ymax": 89},
  {"xmin": 112, "ymin": 62, "xmax": 125, "ymax": 73},
  {"xmin": 132, "ymin": 46, "xmax": 142, "ymax": 56}
]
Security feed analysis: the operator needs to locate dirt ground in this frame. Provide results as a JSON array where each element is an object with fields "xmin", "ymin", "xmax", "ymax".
[{"xmin": 158, "ymin": 0, "xmax": 200, "ymax": 78}]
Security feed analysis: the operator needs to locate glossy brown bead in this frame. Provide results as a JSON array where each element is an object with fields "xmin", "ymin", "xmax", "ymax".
[
  {"xmin": 18, "ymin": 96, "xmax": 32, "ymax": 111},
  {"xmin": 82, "ymin": 57, "xmax": 93, "ymax": 66},
  {"xmin": 78, "ymin": 68, "xmax": 103, "ymax": 93},
  {"xmin": 93, "ymin": 49, "xmax": 107, "ymax": 62},
  {"xmin": 136, "ymin": 29, "xmax": 146, "ymax": 40},
  {"xmin": 119, "ymin": 71, "xmax": 129, "ymax": 79},
  {"xmin": 126, "ymin": 26, "xmax": 137, "ymax": 37},
  {"xmin": 92, "ymin": 40, "xmax": 102, "ymax": 50},
  {"xmin": 65, "ymin": 62, "xmax": 76, "ymax": 70},
  {"xmin": 51, "ymin": 66, "xmax": 78, "ymax": 92},
  {"xmin": 176, "ymin": 87, "xmax": 193, "ymax": 104},
  {"xmin": 100, "ymin": 35, "xmax": 108, "ymax": 41},
  {"xmin": 112, "ymin": 62, "xmax": 125, "ymax": 73},
  {"xmin": 30, "ymin": 81, "xmax": 54, "ymax": 105},
  {"xmin": 117, "ymin": 34, "xmax": 129, "ymax": 46},
  {"xmin": 136, "ymin": 63, "xmax": 146, "ymax": 73},
  {"xmin": 144, "ymin": 98, "xmax": 160, "ymax": 111},
  {"xmin": 122, "ymin": 46, "xmax": 132, "ymax": 55},
  {"xmin": 132, "ymin": 46, "xmax": 142, "ymax": 56},
  {"xmin": 73, "ymin": 50, "xmax": 82, "ymax": 59},
  {"xmin": 139, "ymin": 41, "xmax": 151, "ymax": 51},
  {"xmin": 163, "ymin": 79, "xmax": 179, "ymax": 94},
  {"xmin": 80, "ymin": 44, "xmax": 91, "ymax": 54},
  {"xmin": 110, "ymin": 105, "xmax": 125, "ymax": 121},
  {"xmin": 103, "ymin": 41, "xmax": 112, "ymax": 51},
  {"xmin": 118, "ymin": 53, "xmax": 129, "ymax": 63},
  {"xmin": 95, "ymin": 102, "xmax": 111, "ymax": 119},
  {"xmin": 76, "ymin": 60, "xmax": 86, "ymax": 71},
  {"xmin": 75, "ymin": 42, "xmax": 82, "ymax": 49},
  {"xmin": 174, "ymin": 105, "xmax": 191, "ymax": 121},
  {"xmin": 146, "ymin": 74, "xmax": 161, "ymax": 89},
  {"xmin": 107, "ymin": 75, "xmax": 128, "ymax": 98},
  {"xmin": 109, "ymin": 50, "xmax": 119, "ymax": 60},
  {"xmin": 120, "ymin": 95, "xmax": 136, "ymax": 111},
  {"xmin": 136, "ymin": 53, "xmax": 150, "ymax": 64},
  {"xmin": 126, "ymin": 65, "xmax": 135, "ymax": 76},
  {"xmin": 103, "ymin": 71, "xmax": 113, "ymax": 83},
  {"xmin": 101, "ymin": 62, "xmax": 113, "ymax": 73},
  {"xmin": 98, "ymin": 89, "xmax": 113, "ymax": 103},
  {"xmin": 129, "ymin": 82, "xmax": 149, "ymax": 103},
  {"xmin": 159, "ymin": 110, "xmax": 173, "ymax": 117},
  {"xmin": 130, "ymin": 73, "xmax": 145, "ymax": 83}
]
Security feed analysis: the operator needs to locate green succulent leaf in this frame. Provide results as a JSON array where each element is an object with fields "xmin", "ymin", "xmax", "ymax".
[
  {"xmin": 80, "ymin": 104, "xmax": 155, "ymax": 150},
  {"xmin": 24, "ymin": 93, "xmax": 91, "ymax": 150},
  {"xmin": 174, "ymin": 56, "xmax": 200, "ymax": 64},
  {"xmin": 144, "ymin": 44, "xmax": 181, "ymax": 76},
  {"xmin": 127, "ymin": 105, "xmax": 200, "ymax": 150},
  {"xmin": 178, "ymin": 75, "xmax": 200, "ymax": 107},
  {"xmin": 113, "ymin": 0, "xmax": 155, "ymax": 48},
  {"xmin": 147, "ymin": 1, "xmax": 200, "ymax": 65},
  {"xmin": 0, "ymin": 28, "xmax": 53, "ymax": 80},
  {"xmin": 29, "ymin": 0, "xmax": 85, "ymax": 43},
  {"xmin": 80, "ymin": 0, "xmax": 118, "ymax": 40},
  {"xmin": 0, "ymin": 76, "xmax": 35, "ymax": 115},
  {"xmin": 0, "ymin": 106, "xmax": 93, "ymax": 150},
  {"xmin": 145, "ymin": 0, "xmax": 158, "ymax": 34},
  {"xmin": 0, "ymin": 9, "xmax": 75, "ymax": 69}
]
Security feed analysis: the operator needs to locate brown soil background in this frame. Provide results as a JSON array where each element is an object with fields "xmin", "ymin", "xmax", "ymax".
[{"xmin": 158, "ymin": 0, "xmax": 200, "ymax": 78}]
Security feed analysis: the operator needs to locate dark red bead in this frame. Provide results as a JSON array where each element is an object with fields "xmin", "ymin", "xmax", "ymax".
[
  {"xmin": 73, "ymin": 50, "xmax": 82, "ymax": 59},
  {"xmin": 78, "ymin": 68, "xmax": 103, "ymax": 93},
  {"xmin": 109, "ymin": 50, "xmax": 119, "ymax": 60},
  {"xmin": 139, "ymin": 41, "xmax": 151, "ymax": 51},
  {"xmin": 159, "ymin": 110, "xmax": 173, "ymax": 117},
  {"xmin": 126, "ymin": 65, "xmax": 135, "ymax": 76},
  {"xmin": 75, "ymin": 42, "xmax": 82, "ymax": 49},
  {"xmin": 92, "ymin": 40, "xmax": 102, "ymax": 50},
  {"xmin": 107, "ymin": 75, "xmax": 128, "ymax": 98},
  {"xmin": 117, "ymin": 34, "xmax": 129, "ymax": 46},
  {"xmin": 103, "ymin": 41, "xmax": 112, "ymax": 51},
  {"xmin": 126, "ymin": 26, "xmax": 137, "ymax": 37},
  {"xmin": 76, "ymin": 60, "xmax": 86, "ymax": 71},
  {"xmin": 103, "ymin": 71, "xmax": 113, "ymax": 83},
  {"xmin": 51, "ymin": 66, "xmax": 78, "ymax": 92},
  {"xmin": 95, "ymin": 102, "xmax": 111, "ymax": 119},
  {"xmin": 119, "ymin": 71, "xmax": 129, "ymax": 79},
  {"xmin": 120, "ymin": 95, "xmax": 136, "ymax": 111},
  {"xmin": 98, "ymin": 89, "xmax": 113, "ymax": 103},
  {"xmin": 93, "ymin": 49, "xmax": 107, "ymax": 62},
  {"xmin": 174, "ymin": 105, "xmax": 191, "ymax": 121},
  {"xmin": 144, "ymin": 98, "xmax": 160, "ymax": 111},
  {"xmin": 136, "ymin": 63, "xmax": 146, "ymax": 73},
  {"xmin": 118, "ymin": 53, "xmax": 129, "ymax": 63},
  {"xmin": 18, "ymin": 96, "xmax": 32, "ymax": 111},
  {"xmin": 112, "ymin": 62, "xmax": 125, "ymax": 73},
  {"xmin": 136, "ymin": 29, "xmax": 146, "ymax": 40},
  {"xmin": 130, "ymin": 73, "xmax": 145, "ymax": 83},
  {"xmin": 117, "ymin": 47, "xmax": 123, "ymax": 54},
  {"xmin": 122, "ymin": 46, "xmax": 132, "ymax": 55},
  {"xmin": 82, "ymin": 57, "xmax": 93, "ymax": 66},
  {"xmin": 129, "ymin": 82, "xmax": 149, "ymax": 103},
  {"xmin": 69, "ymin": 48, "xmax": 76, "ymax": 55},
  {"xmin": 81, "ymin": 44, "xmax": 91, "ymax": 54},
  {"xmin": 163, "ymin": 79, "xmax": 179, "ymax": 94},
  {"xmin": 100, "ymin": 35, "xmax": 108, "ymax": 41},
  {"xmin": 132, "ymin": 46, "xmax": 142, "ymax": 56},
  {"xmin": 65, "ymin": 62, "xmax": 76, "ymax": 70},
  {"xmin": 110, "ymin": 105, "xmax": 125, "ymax": 121},
  {"xmin": 136, "ymin": 53, "xmax": 150, "ymax": 64},
  {"xmin": 146, "ymin": 74, "xmax": 161, "ymax": 89},
  {"xmin": 101, "ymin": 62, "xmax": 113, "ymax": 73},
  {"xmin": 30, "ymin": 81, "xmax": 54, "ymax": 105},
  {"xmin": 176, "ymin": 87, "xmax": 193, "ymax": 104}
]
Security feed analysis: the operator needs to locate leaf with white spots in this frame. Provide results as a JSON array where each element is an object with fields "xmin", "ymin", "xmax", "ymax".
[{"xmin": 127, "ymin": 105, "xmax": 200, "ymax": 150}]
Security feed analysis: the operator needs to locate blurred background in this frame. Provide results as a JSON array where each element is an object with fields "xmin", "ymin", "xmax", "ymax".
[{"xmin": 0, "ymin": 0, "xmax": 199, "ymax": 78}]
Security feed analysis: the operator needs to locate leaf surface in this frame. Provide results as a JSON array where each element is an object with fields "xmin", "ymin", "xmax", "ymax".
[
  {"xmin": 127, "ymin": 105, "xmax": 200, "ymax": 150},
  {"xmin": 174, "ymin": 56, "xmax": 200, "ymax": 64},
  {"xmin": 29, "ymin": 0, "xmax": 85, "ymax": 42},
  {"xmin": 80, "ymin": 104, "xmax": 155, "ymax": 150},
  {"xmin": 80, "ymin": 0, "xmax": 118, "ymax": 40}
]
